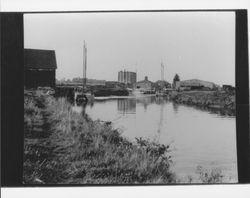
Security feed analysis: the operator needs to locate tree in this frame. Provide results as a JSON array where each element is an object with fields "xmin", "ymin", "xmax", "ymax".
[
  {"xmin": 173, "ymin": 74, "xmax": 180, "ymax": 82},
  {"xmin": 173, "ymin": 74, "xmax": 180, "ymax": 89}
]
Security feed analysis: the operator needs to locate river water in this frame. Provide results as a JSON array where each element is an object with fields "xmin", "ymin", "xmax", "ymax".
[{"xmin": 73, "ymin": 95, "xmax": 237, "ymax": 182}]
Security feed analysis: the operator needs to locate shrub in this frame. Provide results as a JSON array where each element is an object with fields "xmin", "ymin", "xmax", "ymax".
[{"xmin": 196, "ymin": 165, "xmax": 224, "ymax": 183}]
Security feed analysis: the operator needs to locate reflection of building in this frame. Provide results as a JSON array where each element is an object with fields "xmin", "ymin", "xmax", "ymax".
[
  {"xmin": 24, "ymin": 48, "xmax": 57, "ymax": 88},
  {"xmin": 136, "ymin": 96, "xmax": 155, "ymax": 111},
  {"xmin": 176, "ymin": 79, "xmax": 219, "ymax": 90},
  {"xmin": 117, "ymin": 99, "xmax": 136, "ymax": 114},
  {"xmin": 118, "ymin": 70, "xmax": 137, "ymax": 85},
  {"xmin": 136, "ymin": 76, "xmax": 154, "ymax": 90}
]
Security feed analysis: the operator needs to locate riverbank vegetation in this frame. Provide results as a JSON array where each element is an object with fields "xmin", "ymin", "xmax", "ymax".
[
  {"xmin": 170, "ymin": 90, "xmax": 235, "ymax": 116},
  {"xmin": 24, "ymin": 89, "xmax": 232, "ymax": 184},
  {"xmin": 24, "ymin": 90, "xmax": 176, "ymax": 184},
  {"xmin": 177, "ymin": 166, "xmax": 226, "ymax": 183}
]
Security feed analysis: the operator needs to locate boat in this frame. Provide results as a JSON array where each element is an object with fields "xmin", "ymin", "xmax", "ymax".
[
  {"xmin": 131, "ymin": 89, "xmax": 144, "ymax": 96},
  {"xmin": 75, "ymin": 92, "xmax": 94, "ymax": 105},
  {"xmin": 156, "ymin": 89, "xmax": 167, "ymax": 96},
  {"xmin": 143, "ymin": 90, "xmax": 156, "ymax": 95},
  {"xmin": 75, "ymin": 94, "xmax": 88, "ymax": 105}
]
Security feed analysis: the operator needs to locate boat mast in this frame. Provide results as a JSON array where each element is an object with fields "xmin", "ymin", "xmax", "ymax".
[
  {"xmin": 161, "ymin": 61, "xmax": 164, "ymax": 89},
  {"xmin": 83, "ymin": 41, "xmax": 87, "ymax": 91}
]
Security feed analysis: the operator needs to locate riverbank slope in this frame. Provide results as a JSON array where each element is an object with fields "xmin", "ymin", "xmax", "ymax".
[
  {"xmin": 170, "ymin": 90, "xmax": 235, "ymax": 115},
  {"xmin": 24, "ymin": 90, "xmax": 175, "ymax": 184}
]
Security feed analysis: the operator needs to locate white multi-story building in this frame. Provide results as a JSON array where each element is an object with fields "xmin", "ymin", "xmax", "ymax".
[{"xmin": 118, "ymin": 70, "xmax": 137, "ymax": 85}]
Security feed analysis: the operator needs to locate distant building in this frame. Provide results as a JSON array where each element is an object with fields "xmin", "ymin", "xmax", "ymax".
[
  {"xmin": 87, "ymin": 79, "xmax": 106, "ymax": 86},
  {"xmin": 177, "ymin": 79, "xmax": 219, "ymax": 90},
  {"xmin": 24, "ymin": 48, "xmax": 57, "ymax": 88},
  {"xmin": 72, "ymin": 77, "xmax": 106, "ymax": 86},
  {"xmin": 136, "ymin": 76, "xmax": 154, "ymax": 90},
  {"xmin": 105, "ymin": 81, "xmax": 126, "ymax": 89},
  {"xmin": 72, "ymin": 77, "xmax": 82, "ymax": 84},
  {"xmin": 118, "ymin": 70, "xmax": 137, "ymax": 85}
]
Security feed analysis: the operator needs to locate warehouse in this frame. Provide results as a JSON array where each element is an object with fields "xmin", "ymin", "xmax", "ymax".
[
  {"xmin": 175, "ymin": 79, "xmax": 219, "ymax": 91},
  {"xmin": 136, "ymin": 76, "xmax": 154, "ymax": 90},
  {"xmin": 24, "ymin": 48, "xmax": 57, "ymax": 88}
]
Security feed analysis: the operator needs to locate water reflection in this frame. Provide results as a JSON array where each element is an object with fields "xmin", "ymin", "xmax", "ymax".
[
  {"xmin": 157, "ymin": 103, "xmax": 164, "ymax": 134},
  {"xmin": 136, "ymin": 96, "xmax": 168, "ymax": 111},
  {"xmin": 172, "ymin": 102, "xmax": 179, "ymax": 114},
  {"xmin": 73, "ymin": 96, "xmax": 237, "ymax": 182},
  {"xmin": 136, "ymin": 96, "xmax": 154, "ymax": 111},
  {"xmin": 176, "ymin": 102, "xmax": 235, "ymax": 117},
  {"xmin": 117, "ymin": 99, "xmax": 136, "ymax": 114}
]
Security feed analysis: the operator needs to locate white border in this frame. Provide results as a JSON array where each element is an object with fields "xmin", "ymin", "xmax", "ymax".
[
  {"xmin": 1, "ymin": 0, "xmax": 250, "ymax": 198},
  {"xmin": 0, "ymin": 0, "xmax": 250, "ymax": 11},
  {"xmin": 2, "ymin": 185, "xmax": 250, "ymax": 198}
]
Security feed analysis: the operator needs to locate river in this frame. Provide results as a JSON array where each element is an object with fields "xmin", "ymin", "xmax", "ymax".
[{"xmin": 73, "ymin": 95, "xmax": 237, "ymax": 182}]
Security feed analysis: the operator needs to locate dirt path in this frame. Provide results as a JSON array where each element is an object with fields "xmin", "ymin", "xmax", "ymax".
[{"xmin": 23, "ymin": 92, "xmax": 59, "ymax": 184}]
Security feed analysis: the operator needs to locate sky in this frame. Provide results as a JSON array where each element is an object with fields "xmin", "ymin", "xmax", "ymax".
[{"xmin": 24, "ymin": 12, "xmax": 235, "ymax": 86}]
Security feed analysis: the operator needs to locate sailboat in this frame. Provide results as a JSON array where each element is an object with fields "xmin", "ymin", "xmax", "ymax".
[
  {"xmin": 75, "ymin": 41, "xmax": 94, "ymax": 105},
  {"xmin": 156, "ymin": 62, "xmax": 168, "ymax": 97}
]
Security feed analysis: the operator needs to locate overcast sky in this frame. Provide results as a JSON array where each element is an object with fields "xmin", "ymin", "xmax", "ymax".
[{"xmin": 24, "ymin": 12, "xmax": 235, "ymax": 86}]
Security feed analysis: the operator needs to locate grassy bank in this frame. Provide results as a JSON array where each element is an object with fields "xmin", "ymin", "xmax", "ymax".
[
  {"xmin": 170, "ymin": 90, "xmax": 235, "ymax": 116},
  {"xmin": 24, "ymin": 90, "xmax": 176, "ymax": 184}
]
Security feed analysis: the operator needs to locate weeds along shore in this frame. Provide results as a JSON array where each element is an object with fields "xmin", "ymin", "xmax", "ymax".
[
  {"xmin": 24, "ymin": 90, "xmax": 176, "ymax": 184},
  {"xmin": 170, "ymin": 90, "xmax": 235, "ymax": 116}
]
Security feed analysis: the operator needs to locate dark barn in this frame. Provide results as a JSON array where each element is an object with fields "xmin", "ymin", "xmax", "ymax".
[{"xmin": 24, "ymin": 48, "xmax": 57, "ymax": 88}]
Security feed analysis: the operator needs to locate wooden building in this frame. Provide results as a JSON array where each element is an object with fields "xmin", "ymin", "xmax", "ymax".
[{"xmin": 24, "ymin": 48, "xmax": 57, "ymax": 88}]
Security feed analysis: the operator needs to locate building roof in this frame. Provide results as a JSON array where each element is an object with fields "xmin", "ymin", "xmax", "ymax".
[
  {"xmin": 137, "ymin": 79, "xmax": 153, "ymax": 84},
  {"xmin": 118, "ymin": 70, "xmax": 136, "ymax": 74},
  {"xmin": 137, "ymin": 76, "xmax": 153, "ymax": 84},
  {"xmin": 24, "ymin": 48, "xmax": 57, "ymax": 69},
  {"xmin": 180, "ymin": 79, "xmax": 219, "ymax": 87},
  {"xmin": 155, "ymin": 80, "xmax": 171, "ymax": 85}
]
